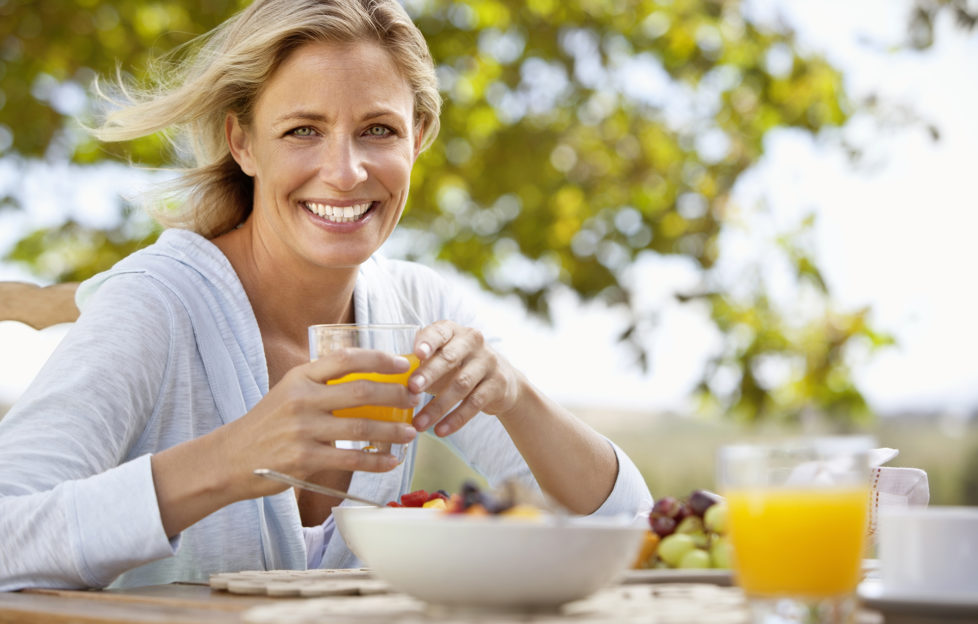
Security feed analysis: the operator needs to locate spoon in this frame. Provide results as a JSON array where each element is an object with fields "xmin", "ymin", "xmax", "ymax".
[{"xmin": 254, "ymin": 468, "xmax": 386, "ymax": 508}]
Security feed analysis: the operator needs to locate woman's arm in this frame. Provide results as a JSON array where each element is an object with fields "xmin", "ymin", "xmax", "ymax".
[
  {"xmin": 0, "ymin": 277, "xmax": 178, "ymax": 589},
  {"xmin": 408, "ymin": 321, "xmax": 626, "ymax": 514}
]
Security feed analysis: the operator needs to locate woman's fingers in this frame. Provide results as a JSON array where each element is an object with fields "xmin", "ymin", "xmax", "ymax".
[
  {"xmin": 412, "ymin": 354, "xmax": 492, "ymax": 433},
  {"xmin": 306, "ymin": 347, "xmax": 413, "ymax": 384},
  {"xmin": 304, "ymin": 413, "xmax": 417, "ymax": 446},
  {"xmin": 407, "ymin": 321, "xmax": 523, "ymax": 436},
  {"xmin": 408, "ymin": 321, "xmax": 476, "ymax": 394},
  {"xmin": 314, "ymin": 376, "xmax": 422, "ymax": 412}
]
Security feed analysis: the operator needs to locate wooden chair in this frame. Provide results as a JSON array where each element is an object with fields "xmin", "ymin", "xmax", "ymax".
[{"xmin": 0, "ymin": 282, "xmax": 80, "ymax": 329}]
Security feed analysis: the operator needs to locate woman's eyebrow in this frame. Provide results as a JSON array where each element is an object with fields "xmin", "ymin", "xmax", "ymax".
[{"xmin": 274, "ymin": 110, "xmax": 329, "ymax": 124}]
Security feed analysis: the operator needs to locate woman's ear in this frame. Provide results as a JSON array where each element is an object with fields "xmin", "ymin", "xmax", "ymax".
[
  {"xmin": 226, "ymin": 114, "xmax": 257, "ymax": 177},
  {"xmin": 412, "ymin": 123, "xmax": 425, "ymax": 161}
]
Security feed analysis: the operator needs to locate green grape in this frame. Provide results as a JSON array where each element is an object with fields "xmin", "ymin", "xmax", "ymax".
[
  {"xmin": 678, "ymin": 548, "xmax": 712, "ymax": 569},
  {"xmin": 675, "ymin": 515, "xmax": 705, "ymax": 535},
  {"xmin": 704, "ymin": 501, "xmax": 729, "ymax": 535},
  {"xmin": 657, "ymin": 533, "xmax": 696, "ymax": 567},
  {"xmin": 709, "ymin": 535, "xmax": 732, "ymax": 569}
]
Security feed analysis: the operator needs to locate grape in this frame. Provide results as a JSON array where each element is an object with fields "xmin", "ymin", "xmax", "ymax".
[
  {"xmin": 687, "ymin": 490, "xmax": 721, "ymax": 517},
  {"xmin": 703, "ymin": 501, "xmax": 728, "ymax": 534},
  {"xmin": 709, "ymin": 535, "xmax": 732, "ymax": 569},
  {"xmin": 652, "ymin": 496, "xmax": 683, "ymax": 519},
  {"xmin": 678, "ymin": 548, "xmax": 711, "ymax": 569},
  {"xmin": 650, "ymin": 514, "xmax": 677, "ymax": 537},
  {"xmin": 657, "ymin": 533, "xmax": 696, "ymax": 567},
  {"xmin": 675, "ymin": 515, "xmax": 704, "ymax": 535}
]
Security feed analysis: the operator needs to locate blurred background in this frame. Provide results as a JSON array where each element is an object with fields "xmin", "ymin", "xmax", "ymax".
[{"xmin": 1, "ymin": 0, "xmax": 976, "ymax": 503}]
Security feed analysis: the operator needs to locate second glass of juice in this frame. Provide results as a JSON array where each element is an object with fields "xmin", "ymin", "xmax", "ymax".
[
  {"xmin": 718, "ymin": 436, "xmax": 874, "ymax": 624},
  {"xmin": 308, "ymin": 323, "xmax": 420, "ymax": 462}
]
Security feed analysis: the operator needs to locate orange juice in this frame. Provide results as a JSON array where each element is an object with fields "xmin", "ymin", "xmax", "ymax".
[
  {"xmin": 725, "ymin": 486, "xmax": 869, "ymax": 597},
  {"xmin": 327, "ymin": 354, "xmax": 420, "ymax": 422}
]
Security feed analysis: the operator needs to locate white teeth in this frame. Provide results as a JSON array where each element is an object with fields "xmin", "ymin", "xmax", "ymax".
[{"xmin": 304, "ymin": 202, "xmax": 371, "ymax": 223}]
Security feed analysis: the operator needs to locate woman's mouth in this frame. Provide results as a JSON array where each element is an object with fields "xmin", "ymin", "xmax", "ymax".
[{"xmin": 302, "ymin": 201, "xmax": 373, "ymax": 223}]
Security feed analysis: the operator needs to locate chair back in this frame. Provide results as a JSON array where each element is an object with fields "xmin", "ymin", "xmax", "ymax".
[{"xmin": 0, "ymin": 282, "xmax": 80, "ymax": 329}]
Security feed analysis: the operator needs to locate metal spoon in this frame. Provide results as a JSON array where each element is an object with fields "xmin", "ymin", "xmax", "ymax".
[{"xmin": 254, "ymin": 468, "xmax": 385, "ymax": 507}]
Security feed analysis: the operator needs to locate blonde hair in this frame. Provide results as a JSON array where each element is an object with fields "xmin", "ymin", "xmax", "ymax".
[{"xmin": 95, "ymin": 0, "xmax": 441, "ymax": 238}]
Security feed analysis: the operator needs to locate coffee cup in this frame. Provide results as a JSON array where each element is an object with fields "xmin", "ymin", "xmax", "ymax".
[{"xmin": 877, "ymin": 506, "xmax": 978, "ymax": 598}]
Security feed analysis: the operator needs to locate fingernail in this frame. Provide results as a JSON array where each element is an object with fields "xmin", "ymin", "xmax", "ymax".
[
  {"xmin": 435, "ymin": 422, "xmax": 450, "ymax": 436},
  {"xmin": 408, "ymin": 392, "xmax": 422, "ymax": 406},
  {"xmin": 413, "ymin": 415, "xmax": 430, "ymax": 431},
  {"xmin": 418, "ymin": 342, "xmax": 432, "ymax": 358},
  {"xmin": 401, "ymin": 424, "xmax": 418, "ymax": 440},
  {"xmin": 394, "ymin": 355, "xmax": 410, "ymax": 368},
  {"xmin": 410, "ymin": 374, "xmax": 426, "ymax": 392}
]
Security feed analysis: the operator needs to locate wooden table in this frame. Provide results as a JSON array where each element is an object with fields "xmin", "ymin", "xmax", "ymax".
[{"xmin": 0, "ymin": 576, "xmax": 966, "ymax": 624}]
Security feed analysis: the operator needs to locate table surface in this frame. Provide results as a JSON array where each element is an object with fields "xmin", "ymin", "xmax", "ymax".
[{"xmin": 0, "ymin": 573, "xmax": 969, "ymax": 624}]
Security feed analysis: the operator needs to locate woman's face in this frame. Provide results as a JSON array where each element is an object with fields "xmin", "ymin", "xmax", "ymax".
[{"xmin": 228, "ymin": 40, "xmax": 421, "ymax": 270}]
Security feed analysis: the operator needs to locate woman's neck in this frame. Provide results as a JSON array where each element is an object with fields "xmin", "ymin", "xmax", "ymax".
[{"xmin": 211, "ymin": 224, "xmax": 357, "ymax": 347}]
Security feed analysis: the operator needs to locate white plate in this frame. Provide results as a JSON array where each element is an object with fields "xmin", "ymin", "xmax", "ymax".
[
  {"xmin": 622, "ymin": 559, "xmax": 877, "ymax": 589},
  {"xmin": 621, "ymin": 568, "xmax": 733, "ymax": 586},
  {"xmin": 858, "ymin": 578, "xmax": 978, "ymax": 617}
]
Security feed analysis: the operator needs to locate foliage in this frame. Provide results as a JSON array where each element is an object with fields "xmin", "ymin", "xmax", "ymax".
[
  {"xmin": 0, "ymin": 0, "xmax": 908, "ymax": 425},
  {"xmin": 908, "ymin": 0, "xmax": 978, "ymax": 49}
]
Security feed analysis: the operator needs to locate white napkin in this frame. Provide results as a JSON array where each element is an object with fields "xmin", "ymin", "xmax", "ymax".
[
  {"xmin": 784, "ymin": 446, "xmax": 929, "ymax": 537},
  {"xmin": 867, "ymin": 448, "xmax": 930, "ymax": 538}
]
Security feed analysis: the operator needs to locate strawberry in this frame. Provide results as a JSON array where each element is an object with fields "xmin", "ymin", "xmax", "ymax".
[{"xmin": 399, "ymin": 489, "xmax": 430, "ymax": 507}]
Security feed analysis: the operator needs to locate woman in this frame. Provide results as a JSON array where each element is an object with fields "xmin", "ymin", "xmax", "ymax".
[{"xmin": 0, "ymin": 0, "xmax": 651, "ymax": 590}]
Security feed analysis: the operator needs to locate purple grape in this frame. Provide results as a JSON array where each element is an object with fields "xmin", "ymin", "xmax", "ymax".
[
  {"xmin": 650, "ymin": 514, "xmax": 677, "ymax": 537},
  {"xmin": 652, "ymin": 496, "xmax": 683, "ymax": 519},
  {"xmin": 687, "ymin": 490, "xmax": 722, "ymax": 517}
]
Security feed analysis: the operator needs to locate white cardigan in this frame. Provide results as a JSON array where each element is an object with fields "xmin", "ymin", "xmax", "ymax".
[{"xmin": 0, "ymin": 229, "xmax": 652, "ymax": 590}]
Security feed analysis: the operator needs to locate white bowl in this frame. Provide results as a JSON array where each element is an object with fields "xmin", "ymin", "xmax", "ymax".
[{"xmin": 333, "ymin": 505, "xmax": 645, "ymax": 610}]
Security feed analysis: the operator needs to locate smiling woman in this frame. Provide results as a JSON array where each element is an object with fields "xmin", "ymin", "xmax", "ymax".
[{"xmin": 0, "ymin": 0, "xmax": 651, "ymax": 592}]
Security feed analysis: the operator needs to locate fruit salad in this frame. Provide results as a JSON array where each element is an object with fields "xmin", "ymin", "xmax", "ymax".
[
  {"xmin": 386, "ymin": 481, "xmax": 544, "ymax": 519},
  {"xmin": 633, "ymin": 489, "xmax": 731, "ymax": 570}
]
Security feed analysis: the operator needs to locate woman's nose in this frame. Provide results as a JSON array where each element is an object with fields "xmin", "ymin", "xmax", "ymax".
[{"xmin": 317, "ymin": 137, "xmax": 367, "ymax": 190}]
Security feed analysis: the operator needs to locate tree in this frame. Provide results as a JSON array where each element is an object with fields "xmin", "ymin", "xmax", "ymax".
[{"xmin": 0, "ymin": 0, "xmax": 908, "ymax": 427}]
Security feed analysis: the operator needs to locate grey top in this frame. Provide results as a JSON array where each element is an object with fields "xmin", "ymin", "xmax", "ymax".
[{"xmin": 0, "ymin": 229, "xmax": 653, "ymax": 591}]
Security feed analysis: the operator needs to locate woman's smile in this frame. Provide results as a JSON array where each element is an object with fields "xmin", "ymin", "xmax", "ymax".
[{"xmin": 300, "ymin": 200, "xmax": 375, "ymax": 224}]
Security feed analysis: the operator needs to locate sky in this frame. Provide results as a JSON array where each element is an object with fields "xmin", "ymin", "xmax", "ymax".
[{"xmin": 1, "ymin": 0, "xmax": 976, "ymax": 417}]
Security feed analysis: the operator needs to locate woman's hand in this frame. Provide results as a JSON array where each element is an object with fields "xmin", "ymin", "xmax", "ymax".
[
  {"xmin": 408, "ymin": 320, "xmax": 525, "ymax": 436},
  {"xmin": 151, "ymin": 347, "xmax": 420, "ymax": 536},
  {"xmin": 223, "ymin": 348, "xmax": 421, "ymax": 499}
]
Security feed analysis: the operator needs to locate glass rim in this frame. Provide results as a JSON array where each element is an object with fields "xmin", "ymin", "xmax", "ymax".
[{"xmin": 718, "ymin": 435, "xmax": 876, "ymax": 458}]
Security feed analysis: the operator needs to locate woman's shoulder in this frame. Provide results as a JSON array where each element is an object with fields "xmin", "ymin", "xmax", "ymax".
[
  {"xmin": 367, "ymin": 255, "xmax": 444, "ymax": 284},
  {"xmin": 363, "ymin": 255, "xmax": 482, "ymax": 328},
  {"xmin": 75, "ymin": 271, "xmax": 181, "ymax": 334}
]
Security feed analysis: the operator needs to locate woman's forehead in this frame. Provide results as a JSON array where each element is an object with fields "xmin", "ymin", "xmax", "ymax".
[{"xmin": 255, "ymin": 40, "xmax": 414, "ymax": 119}]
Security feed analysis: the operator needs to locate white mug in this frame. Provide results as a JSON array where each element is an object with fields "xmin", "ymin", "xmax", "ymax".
[{"xmin": 878, "ymin": 506, "xmax": 978, "ymax": 598}]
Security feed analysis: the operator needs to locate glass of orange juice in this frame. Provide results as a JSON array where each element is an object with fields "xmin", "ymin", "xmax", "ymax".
[
  {"xmin": 308, "ymin": 324, "xmax": 420, "ymax": 462},
  {"xmin": 718, "ymin": 436, "xmax": 874, "ymax": 623}
]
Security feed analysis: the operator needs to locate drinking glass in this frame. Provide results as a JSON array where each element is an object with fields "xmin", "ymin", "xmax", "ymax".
[
  {"xmin": 717, "ymin": 436, "xmax": 874, "ymax": 624},
  {"xmin": 308, "ymin": 324, "xmax": 420, "ymax": 463}
]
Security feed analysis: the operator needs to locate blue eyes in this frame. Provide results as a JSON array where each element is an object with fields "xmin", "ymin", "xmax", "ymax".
[{"xmin": 286, "ymin": 125, "xmax": 395, "ymax": 138}]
